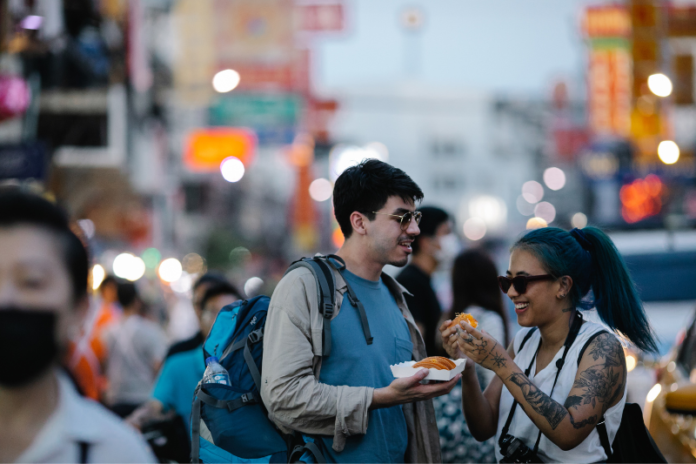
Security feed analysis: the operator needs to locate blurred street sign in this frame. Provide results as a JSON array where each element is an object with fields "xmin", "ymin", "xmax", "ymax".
[
  {"xmin": 209, "ymin": 94, "xmax": 304, "ymax": 145},
  {"xmin": 584, "ymin": 6, "xmax": 632, "ymax": 138},
  {"xmin": 297, "ymin": 3, "xmax": 344, "ymax": 32},
  {"xmin": 223, "ymin": 49, "xmax": 311, "ymax": 94},
  {"xmin": 668, "ymin": 5, "xmax": 696, "ymax": 37},
  {"xmin": 0, "ymin": 142, "xmax": 47, "ymax": 181},
  {"xmin": 184, "ymin": 128, "xmax": 257, "ymax": 172}
]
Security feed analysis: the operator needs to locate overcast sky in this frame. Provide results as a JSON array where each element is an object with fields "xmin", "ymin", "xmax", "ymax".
[{"xmin": 315, "ymin": 0, "xmax": 600, "ymax": 97}]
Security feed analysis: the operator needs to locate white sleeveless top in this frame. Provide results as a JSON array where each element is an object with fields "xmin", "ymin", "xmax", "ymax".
[{"xmin": 494, "ymin": 321, "xmax": 627, "ymax": 463}]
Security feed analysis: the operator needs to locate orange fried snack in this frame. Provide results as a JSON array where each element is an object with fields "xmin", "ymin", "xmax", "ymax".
[
  {"xmin": 449, "ymin": 313, "xmax": 478, "ymax": 329},
  {"xmin": 413, "ymin": 356, "xmax": 457, "ymax": 370}
]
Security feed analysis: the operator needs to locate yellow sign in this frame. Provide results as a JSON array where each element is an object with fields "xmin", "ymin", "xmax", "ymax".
[{"xmin": 184, "ymin": 128, "xmax": 257, "ymax": 172}]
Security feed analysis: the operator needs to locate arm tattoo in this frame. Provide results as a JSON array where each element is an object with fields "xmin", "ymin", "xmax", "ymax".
[
  {"xmin": 492, "ymin": 351, "xmax": 507, "ymax": 368},
  {"xmin": 508, "ymin": 373, "xmax": 568, "ymax": 429},
  {"xmin": 569, "ymin": 413, "xmax": 598, "ymax": 429},
  {"xmin": 567, "ymin": 333, "xmax": 627, "ymax": 415}
]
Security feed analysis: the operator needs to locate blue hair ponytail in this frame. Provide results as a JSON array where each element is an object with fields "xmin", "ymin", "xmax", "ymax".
[{"xmin": 514, "ymin": 226, "xmax": 658, "ymax": 353}]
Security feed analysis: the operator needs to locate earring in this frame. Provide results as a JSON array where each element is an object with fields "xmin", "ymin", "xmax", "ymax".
[{"xmin": 558, "ymin": 294, "xmax": 566, "ymax": 299}]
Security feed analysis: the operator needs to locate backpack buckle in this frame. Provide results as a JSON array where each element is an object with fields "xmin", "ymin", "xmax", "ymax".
[
  {"xmin": 248, "ymin": 329, "xmax": 263, "ymax": 344},
  {"xmin": 323, "ymin": 302, "xmax": 334, "ymax": 318},
  {"xmin": 241, "ymin": 393, "xmax": 253, "ymax": 403}
]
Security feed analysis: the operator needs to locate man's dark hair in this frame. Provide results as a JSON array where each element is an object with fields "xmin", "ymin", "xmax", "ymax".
[
  {"xmin": 193, "ymin": 271, "xmax": 228, "ymax": 292},
  {"xmin": 0, "ymin": 189, "xmax": 89, "ymax": 301},
  {"xmin": 201, "ymin": 281, "xmax": 241, "ymax": 310},
  {"xmin": 117, "ymin": 281, "xmax": 139, "ymax": 308},
  {"xmin": 412, "ymin": 206, "xmax": 450, "ymax": 254},
  {"xmin": 333, "ymin": 159, "xmax": 423, "ymax": 238}
]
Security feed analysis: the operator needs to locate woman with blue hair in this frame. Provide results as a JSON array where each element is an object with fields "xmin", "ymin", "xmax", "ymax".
[{"xmin": 439, "ymin": 227, "xmax": 658, "ymax": 463}]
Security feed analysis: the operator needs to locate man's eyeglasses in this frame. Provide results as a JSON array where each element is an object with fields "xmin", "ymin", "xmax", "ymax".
[
  {"xmin": 497, "ymin": 274, "xmax": 554, "ymax": 294},
  {"xmin": 372, "ymin": 210, "xmax": 422, "ymax": 231}
]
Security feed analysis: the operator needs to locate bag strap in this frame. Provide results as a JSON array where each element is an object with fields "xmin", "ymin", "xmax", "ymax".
[
  {"xmin": 289, "ymin": 441, "xmax": 327, "ymax": 463},
  {"xmin": 500, "ymin": 312, "xmax": 584, "ymax": 454},
  {"xmin": 243, "ymin": 328, "xmax": 264, "ymax": 390},
  {"xmin": 76, "ymin": 441, "xmax": 90, "ymax": 464},
  {"xmin": 191, "ymin": 395, "xmax": 202, "ymax": 463},
  {"xmin": 197, "ymin": 388, "xmax": 259, "ymax": 411},
  {"xmin": 324, "ymin": 254, "xmax": 373, "ymax": 346}
]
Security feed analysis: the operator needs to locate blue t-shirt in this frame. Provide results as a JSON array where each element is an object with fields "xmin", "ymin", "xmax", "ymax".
[
  {"xmin": 317, "ymin": 270, "xmax": 413, "ymax": 463},
  {"xmin": 152, "ymin": 345, "xmax": 206, "ymax": 432}
]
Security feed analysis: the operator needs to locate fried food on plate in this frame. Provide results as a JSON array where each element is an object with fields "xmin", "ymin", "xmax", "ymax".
[{"xmin": 413, "ymin": 356, "xmax": 457, "ymax": 370}]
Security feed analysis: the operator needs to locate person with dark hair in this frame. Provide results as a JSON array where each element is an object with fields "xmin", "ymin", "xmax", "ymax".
[
  {"xmin": 440, "ymin": 226, "xmax": 659, "ymax": 462},
  {"xmin": 164, "ymin": 272, "xmax": 228, "ymax": 359},
  {"xmin": 104, "ymin": 282, "xmax": 167, "ymax": 418},
  {"xmin": 396, "ymin": 206, "xmax": 454, "ymax": 355},
  {"xmin": 127, "ymin": 280, "xmax": 241, "ymax": 434},
  {"xmin": 434, "ymin": 249, "xmax": 509, "ymax": 463},
  {"xmin": 0, "ymin": 189, "xmax": 155, "ymax": 463},
  {"xmin": 262, "ymin": 160, "xmax": 457, "ymax": 463},
  {"xmin": 67, "ymin": 273, "xmax": 122, "ymax": 401}
]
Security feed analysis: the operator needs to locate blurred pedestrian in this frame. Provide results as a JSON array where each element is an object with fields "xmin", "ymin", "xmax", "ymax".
[
  {"xmin": 433, "ymin": 249, "xmax": 509, "ymax": 463},
  {"xmin": 127, "ymin": 280, "xmax": 241, "ymax": 432},
  {"xmin": 440, "ymin": 227, "xmax": 659, "ymax": 462},
  {"xmin": 396, "ymin": 206, "xmax": 455, "ymax": 356},
  {"xmin": 164, "ymin": 272, "xmax": 227, "ymax": 359},
  {"xmin": 104, "ymin": 282, "xmax": 167, "ymax": 418},
  {"xmin": 0, "ymin": 189, "xmax": 155, "ymax": 463},
  {"xmin": 66, "ymin": 275, "xmax": 121, "ymax": 401},
  {"xmin": 262, "ymin": 160, "xmax": 457, "ymax": 463}
]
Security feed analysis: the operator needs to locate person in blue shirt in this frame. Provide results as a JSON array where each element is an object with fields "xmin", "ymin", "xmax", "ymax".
[{"xmin": 127, "ymin": 281, "xmax": 240, "ymax": 431}]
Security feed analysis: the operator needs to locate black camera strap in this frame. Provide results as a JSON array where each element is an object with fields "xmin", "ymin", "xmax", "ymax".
[{"xmin": 499, "ymin": 312, "xmax": 584, "ymax": 455}]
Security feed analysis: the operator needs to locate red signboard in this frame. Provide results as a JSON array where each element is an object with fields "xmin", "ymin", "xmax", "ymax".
[{"xmin": 298, "ymin": 3, "xmax": 344, "ymax": 32}]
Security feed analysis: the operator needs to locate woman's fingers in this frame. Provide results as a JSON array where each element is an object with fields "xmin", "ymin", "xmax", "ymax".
[{"xmin": 459, "ymin": 320, "xmax": 484, "ymax": 340}]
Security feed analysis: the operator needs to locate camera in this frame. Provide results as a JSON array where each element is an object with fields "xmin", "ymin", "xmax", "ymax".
[{"xmin": 499, "ymin": 434, "xmax": 541, "ymax": 463}]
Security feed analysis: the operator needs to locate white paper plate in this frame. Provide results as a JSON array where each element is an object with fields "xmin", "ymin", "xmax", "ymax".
[{"xmin": 390, "ymin": 358, "xmax": 466, "ymax": 381}]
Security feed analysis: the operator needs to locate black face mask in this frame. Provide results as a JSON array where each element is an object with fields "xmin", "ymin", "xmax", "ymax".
[{"xmin": 0, "ymin": 309, "xmax": 59, "ymax": 388}]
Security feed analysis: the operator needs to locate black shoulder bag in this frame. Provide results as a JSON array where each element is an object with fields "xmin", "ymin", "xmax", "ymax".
[{"xmin": 499, "ymin": 312, "xmax": 584, "ymax": 463}]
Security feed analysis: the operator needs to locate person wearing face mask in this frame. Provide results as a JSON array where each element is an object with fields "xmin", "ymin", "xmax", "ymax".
[
  {"xmin": 396, "ymin": 206, "xmax": 455, "ymax": 356},
  {"xmin": 0, "ymin": 189, "xmax": 155, "ymax": 463}
]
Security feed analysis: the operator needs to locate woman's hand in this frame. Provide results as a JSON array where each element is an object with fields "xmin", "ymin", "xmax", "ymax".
[
  {"xmin": 452, "ymin": 320, "xmax": 511, "ymax": 374},
  {"xmin": 439, "ymin": 318, "xmax": 466, "ymax": 359}
]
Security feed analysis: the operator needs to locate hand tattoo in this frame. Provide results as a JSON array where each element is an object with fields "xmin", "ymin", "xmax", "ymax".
[
  {"xmin": 469, "ymin": 339, "xmax": 489, "ymax": 356},
  {"xmin": 508, "ymin": 373, "xmax": 568, "ymax": 429}
]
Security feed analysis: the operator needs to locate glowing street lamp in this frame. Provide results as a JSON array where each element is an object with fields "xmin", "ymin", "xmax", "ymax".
[{"xmin": 647, "ymin": 73, "xmax": 672, "ymax": 97}]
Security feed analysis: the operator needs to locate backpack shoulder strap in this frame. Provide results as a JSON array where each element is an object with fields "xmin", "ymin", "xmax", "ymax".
[
  {"xmin": 285, "ymin": 257, "xmax": 336, "ymax": 357},
  {"xmin": 324, "ymin": 255, "xmax": 373, "ymax": 346}
]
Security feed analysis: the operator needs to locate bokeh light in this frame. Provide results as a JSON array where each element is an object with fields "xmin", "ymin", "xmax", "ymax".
[
  {"xmin": 516, "ymin": 195, "xmax": 535, "ymax": 216},
  {"xmin": 522, "ymin": 181, "xmax": 544, "ymax": 204},
  {"xmin": 171, "ymin": 272, "xmax": 194, "ymax": 294},
  {"xmin": 332, "ymin": 227, "xmax": 345, "ymax": 249},
  {"xmin": 220, "ymin": 156, "xmax": 245, "ymax": 182},
  {"xmin": 92, "ymin": 264, "xmax": 105, "ymax": 290},
  {"xmin": 468, "ymin": 195, "xmax": 507, "ymax": 230},
  {"xmin": 159, "ymin": 258, "xmax": 183, "ymax": 283},
  {"xmin": 463, "ymin": 217, "xmax": 487, "ymax": 241},
  {"xmin": 78, "ymin": 219, "xmax": 95, "ymax": 239},
  {"xmin": 182, "ymin": 253, "xmax": 206, "ymax": 274},
  {"xmin": 309, "ymin": 178, "xmax": 333, "ymax": 202},
  {"xmin": 571, "ymin": 212, "xmax": 588, "ymax": 229},
  {"xmin": 620, "ymin": 175, "xmax": 663, "ymax": 223},
  {"xmin": 658, "ymin": 140, "xmax": 680, "ymax": 165},
  {"xmin": 212, "ymin": 69, "xmax": 240, "ymax": 93},
  {"xmin": 141, "ymin": 248, "xmax": 162, "ymax": 269},
  {"xmin": 330, "ymin": 144, "xmax": 388, "ymax": 180},
  {"xmin": 112, "ymin": 253, "xmax": 146, "ymax": 281},
  {"xmin": 526, "ymin": 217, "xmax": 548, "ymax": 229},
  {"xmin": 534, "ymin": 202, "xmax": 556, "ymax": 223},
  {"xmin": 229, "ymin": 247, "xmax": 251, "ymax": 266},
  {"xmin": 244, "ymin": 277, "xmax": 264, "ymax": 297},
  {"xmin": 647, "ymin": 73, "xmax": 672, "ymax": 97},
  {"xmin": 543, "ymin": 167, "xmax": 566, "ymax": 191}
]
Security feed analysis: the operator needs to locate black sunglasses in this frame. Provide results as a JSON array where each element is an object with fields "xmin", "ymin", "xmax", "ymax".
[{"xmin": 497, "ymin": 274, "xmax": 555, "ymax": 294}]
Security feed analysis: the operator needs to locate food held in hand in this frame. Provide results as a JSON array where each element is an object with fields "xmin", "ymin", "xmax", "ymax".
[
  {"xmin": 449, "ymin": 312, "xmax": 478, "ymax": 329},
  {"xmin": 413, "ymin": 356, "xmax": 457, "ymax": 370}
]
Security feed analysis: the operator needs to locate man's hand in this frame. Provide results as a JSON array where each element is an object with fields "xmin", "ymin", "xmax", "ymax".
[{"xmin": 370, "ymin": 369, "xmax": 461, "ymax": 410}]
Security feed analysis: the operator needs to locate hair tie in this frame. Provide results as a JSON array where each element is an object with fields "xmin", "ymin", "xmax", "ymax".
[{"xmin": 570, "ymin": 228, "xmax": 593, "ymax": 251}]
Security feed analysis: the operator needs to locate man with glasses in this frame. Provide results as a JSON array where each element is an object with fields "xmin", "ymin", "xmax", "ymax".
[{"xmin": 262, "ymin": 160, "xmax": 459, "ymax": 463}]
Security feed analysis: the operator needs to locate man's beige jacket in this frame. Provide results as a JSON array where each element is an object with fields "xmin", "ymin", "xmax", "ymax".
[{"xmin": 260, "ymin": 265, "xmax": 442, "ymax": 463}]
